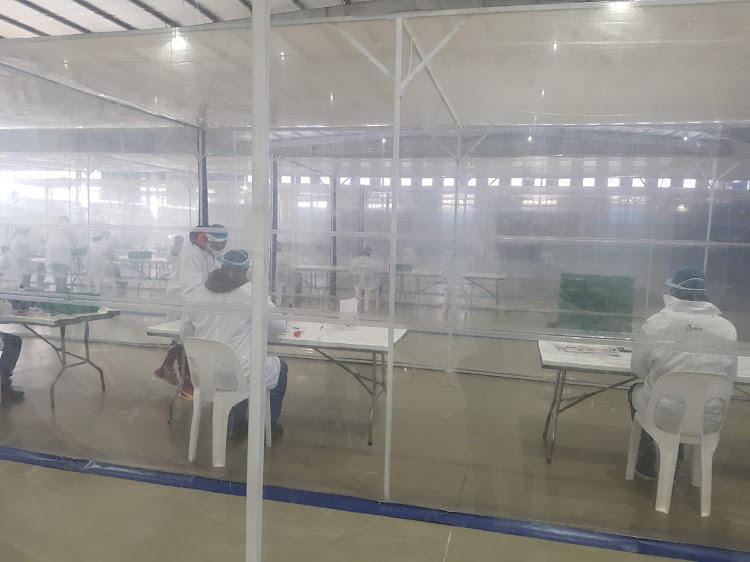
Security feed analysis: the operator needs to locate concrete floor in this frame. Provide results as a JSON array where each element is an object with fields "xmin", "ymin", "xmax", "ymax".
[
  {"xmin": 0, "ymin": 313, "xmax": 749, "ymax": 554},
  {"xmin": 0, "ymin": 460, "xmax": 682, "ymax": 562}
]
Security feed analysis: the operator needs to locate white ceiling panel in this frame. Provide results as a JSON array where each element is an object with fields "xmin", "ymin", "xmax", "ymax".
[
  {"xmin": 4, "ymin": 2, "xmax": 79, "ymax": 35},
  {"xmin": 0, "ymin": 19, "xmax": 37, "ymax": 39},
  {"xmin": 86, "ymin": 0, "xmax": 168, "ymax": 29}
]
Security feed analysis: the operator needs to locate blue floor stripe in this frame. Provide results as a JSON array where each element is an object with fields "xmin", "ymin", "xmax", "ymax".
[{"xmin": 0, "ymin": 446, "xmax": 745, "ymax": 561}]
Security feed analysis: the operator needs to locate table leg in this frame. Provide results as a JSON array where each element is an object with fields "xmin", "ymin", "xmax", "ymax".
[
  {"xmin": 84, "ymin": 321, "xmax": 105, "ymax": 392},
  {"xmin": 167, "ymin": 348, "xmax": 189, "ymax": 424},
  {"xmin": 542, "ymin": 369, "xmax": 567, "ymax": 464},
  {"xmin": 368, "ymin": 351, "xmax": 377, "ymax": 446},
  {"xmin": 495, "ymin": 278, "xmax": 500, "ymax": 315},
  {"xmin": 50, "ymin": 325, "xmax": 67, "ymax": 411}
]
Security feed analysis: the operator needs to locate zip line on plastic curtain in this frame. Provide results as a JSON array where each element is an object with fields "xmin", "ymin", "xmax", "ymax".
[{"xmin": 248, "ymin": 0, "xmax": 271, "ymax": 560}]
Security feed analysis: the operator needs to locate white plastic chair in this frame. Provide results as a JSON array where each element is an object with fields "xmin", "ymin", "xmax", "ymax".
[
  {"xmin": 353, "ymin": 273, "xmax": 380, "ymax": 312},
  {"xmin": 183, "ymin": 337, "xmax": 272, "ymax": 468},
  {"xmin": 625, "ymin": 371, "xmax": 733, "ymax": 517}
]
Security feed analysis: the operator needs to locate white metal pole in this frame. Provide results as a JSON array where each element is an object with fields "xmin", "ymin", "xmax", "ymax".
[
  {"xmin": 703, "ymin": 160, "xmax": 718, "ymax": 272},
  {"xmin": 384, "ymin": 17, "xmax": 403, "ymax": 503},
  {"xmin": 247, "ymin": 0, "xmax": 270, "ymax": 560}
]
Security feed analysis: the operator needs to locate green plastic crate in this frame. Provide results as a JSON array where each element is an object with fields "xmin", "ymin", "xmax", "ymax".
[{"xmin": 555, "ymin": 273, "xmax": 635, "ymax": 334}]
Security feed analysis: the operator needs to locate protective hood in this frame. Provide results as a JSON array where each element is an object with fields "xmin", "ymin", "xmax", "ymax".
[
  {"xmin": 205, "ymin": 266, "xmax": 249, "ymax": 294},
  {"xmin": 662, "ymin": 294, "xmax": 721, "ymax": 315}
]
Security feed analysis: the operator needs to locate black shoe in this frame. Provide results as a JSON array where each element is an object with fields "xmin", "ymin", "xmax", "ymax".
[
  {"xmin": 1, "ymin": 388, "xmax": 25, "ymax": 405},
  {"xmin": 271, "ymin": 424, "xmax": 284, "ymax": 442}
]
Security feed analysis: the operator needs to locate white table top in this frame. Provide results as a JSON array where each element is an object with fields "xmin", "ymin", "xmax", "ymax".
[
  {"xmin": 392, "ymin": 269, "xmax": 508, "ymax": 280},
  {"xmin": 538, "ymin": 340, "xmax": 750, "ymax": 381},
  {"xmin": 148, "ymin": 320, "xmax": 407, "ymax": 354},
  {"xmin": 0, "ymin": 307, "xmax": 119, "ymax": 327},
  {"xmin": 115, "ymin": 257, "xmax": 169, "ymax": 264},
  {"xmin": 291, "ymin": 264, "xmax": 350, "ymax": 272},
  {"xmin": 289, "ymin": 265, "xmax": 506, "ymax": 282}
]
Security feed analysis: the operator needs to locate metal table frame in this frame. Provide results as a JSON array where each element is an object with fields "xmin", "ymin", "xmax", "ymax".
[
  {"xmin": 539, "ymin": 340, "xmax": 750, "ymax": 464},
  {"xmin": 0, "ymin": 309, "xmax": 119, "ymax": 410},
  {"xmin": 148, "ymin": 321, "xmax": 402, "ymax": 446},
  {"xmin": 541, "ymin": 365, "xmax": 637, "ymax": 464}
]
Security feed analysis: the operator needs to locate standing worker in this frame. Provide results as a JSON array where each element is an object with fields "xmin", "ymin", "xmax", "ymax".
[
  {"xmin": 46, "ymin": 216, "xmax": 76, "ymax": 293},
  {"xmin": 155, "ymin": 225, "xmax": 228, "ymax": 396},
  {"xmin": 9, "ymin": 228, "xmax": 33, "ymax": 288},
  {"xmin": 90, "ymin": 231, "xmax": 126, "ymax": 289}
]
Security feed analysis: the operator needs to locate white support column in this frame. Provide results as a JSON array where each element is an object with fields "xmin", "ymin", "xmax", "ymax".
[
  {"xmin": 384, "ymin": 17, "xmax": 403, "ymax": 503},
  {"xmin": 247, "ymin": 0, "xmax": 270, "ymax": 560}
]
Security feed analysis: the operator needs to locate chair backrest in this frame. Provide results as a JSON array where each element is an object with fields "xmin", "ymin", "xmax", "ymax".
[
  {"xmin": 645, "ymin": 371, "xmax": 733, "ymax": 437},
  {"xmin": 183, "ymin": 337, "xmax": 247, "ymax": 401}
]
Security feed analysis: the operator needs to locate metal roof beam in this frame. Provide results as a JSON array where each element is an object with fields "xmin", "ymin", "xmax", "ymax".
[
  {"xmin": 0, "ymin": 59, "xmax": 198, "ymax": 129},
  {"xmin": 123, "ymin": 0, "xmax": 180, "ymax": 27},
  {"xmin": 235, "ymin": 0, "xmax": 253, "ymax": 14},
  {"xmin": 12, "ymin": 0, "xmax": 90, "ymax": 34},
  {"xmin": 0, "ymin": 12, "xmax": 47, "ymax": 36},
  {"xmin": 68, "ymin": 0, "xmax": 136, "ymax": 30},
  {"xmin": 185, "ymin": 0, "xmax": 221, "ymax": 22}
]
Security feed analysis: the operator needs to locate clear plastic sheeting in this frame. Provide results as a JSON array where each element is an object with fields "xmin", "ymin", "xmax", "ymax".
[{"xmin": 0, "ymin": 1, "xmax": 750, "ymax": 558}]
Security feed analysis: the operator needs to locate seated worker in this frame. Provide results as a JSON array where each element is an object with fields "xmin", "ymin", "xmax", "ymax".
[
  {"xmin": 350, "ymin": 245, "xmax": 384, "ymax": 306},
  {"xmin": 629, "ymin": 267, "xmax": 737, "ymax": 480},
  {"xmin": 90, "ymin": 231, "xmax": 126, "ymax": 288},
  {"xmin": 156, "ymin": 225, "xmax": 228, "ymax": 395},
  {"xmin": 0, "ymin": 332, "xmax": 23, "ymax": 404},
  {"xmin": 183, "ymin": 249, "xmax": 287, "ymax": 440}
]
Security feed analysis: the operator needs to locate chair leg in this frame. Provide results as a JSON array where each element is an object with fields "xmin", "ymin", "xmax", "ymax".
[
  {"xmin": 625, "ymin": 419, "xmax": 641, "ymax": 480},
  {"xmin": 691, "ymin": 444, "xmax": 701, "ymax": 488},
  {"xmin": 265, "ymin": 390, "xmax": 272, "ymax": 448},
  {"xmin": 655, "ymin": 444, "xmax": 679, "ymax": 515},
  {"xmin": 212, "ymin": 399, "xmax": 229, "ymax": 468},
  {"xmin": 700, "ymin": 439, "xmax": 719, "ymax": 517},
  {"xmin": 188, "ymin": 391, "xmax": 202, "ymax": 462}
]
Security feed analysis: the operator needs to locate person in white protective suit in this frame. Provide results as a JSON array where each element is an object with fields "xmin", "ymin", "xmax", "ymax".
[
  {"xmin": 8, "ymin": 228, "xmax": 34, "ymax": 288},
  {"xmin": 183, "ymin": 249, "xmax": 287, "ymax": 441},
  {"xmin": 629, "ymin": 266, "xmax": 737, "ymax": 480},
  {"xmin": 46, "ymin": 216, "xmax": 77, "ymax": 292},
  {"xmin": 350, "ymin": 245, "xmax": 383, "ymax": 311},
  {"xmin": 90, "ymin": 231, "xmax": 126, "ymax": 288},
  {"xmin": 155, "ymin": 225, "xmax": 228, "ymax": 396},
  {"xmin": 168, "ymin": 225, "xmax": 227, "ymax": 299}
]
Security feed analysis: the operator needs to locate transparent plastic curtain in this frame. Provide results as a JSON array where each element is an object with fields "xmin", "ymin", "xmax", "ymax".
[
  {"xmin": 263, "ymin": 19, "xmax": 398, "ymax": 501},
  {"xmin": 1, "ymin": 0, "xmax": 750, "ymax": 556},
  {"xmin": 0, "ymin": 25, "xmax": 256, "ymax": 483},
  {"xmin": 388, "ymin": 4, "xmax": 750, "ymax": 553}
]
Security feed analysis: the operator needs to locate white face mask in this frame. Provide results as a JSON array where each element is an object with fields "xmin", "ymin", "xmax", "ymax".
[{"xmin": 665, "ymin": 277, "xmax": 707, "ymax": 293}]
